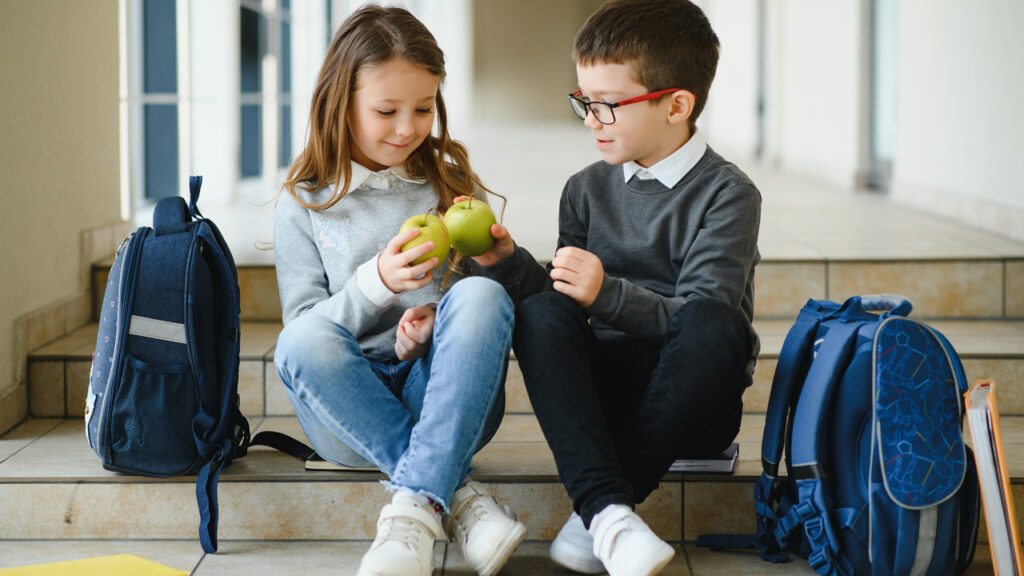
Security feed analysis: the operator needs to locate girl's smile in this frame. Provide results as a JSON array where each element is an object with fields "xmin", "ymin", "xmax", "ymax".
[{"xmin": 348, "ymin": 57, "xmax": 440, "ymax": 172}]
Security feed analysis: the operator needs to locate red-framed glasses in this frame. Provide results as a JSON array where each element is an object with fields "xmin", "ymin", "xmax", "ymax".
[{"xmin": 568, "ymin": 88, "xmax": 680, "ymax": 125}]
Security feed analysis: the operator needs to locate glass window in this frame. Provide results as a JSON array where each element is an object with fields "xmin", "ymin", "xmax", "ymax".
[
  {"xmin": 279, "ymin": 13, "xmax": 292, "ymax": 168},
  {"xmin": 240, "ymin": 6, "xmax": 265, "ymax": 179},
  {"xmin": 141, "ymin": 0, "xmax": 178, "ymax": 201}
]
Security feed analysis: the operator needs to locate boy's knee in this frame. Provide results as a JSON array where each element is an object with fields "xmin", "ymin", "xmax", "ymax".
[
  {"xmin": 668, "ymin": 297, "xmax": 749, "ymax": 349},
  {"xmin": 517, "ymin": 290, "xmax": 576, "ymax": 323}
]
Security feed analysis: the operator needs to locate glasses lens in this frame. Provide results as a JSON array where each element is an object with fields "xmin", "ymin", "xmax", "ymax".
[
  {"xmin": 590, "ymin": 102, "xmax": 613, "ymax": 124},
  {"xmin": 569, "ymin": 96, "xmax": 588, "ymax": 120}
]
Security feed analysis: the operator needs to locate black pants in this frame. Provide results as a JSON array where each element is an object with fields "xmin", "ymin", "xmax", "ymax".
[{"xmin": 513, "ymin": 292, "xmax": 753, "ymax": 527}]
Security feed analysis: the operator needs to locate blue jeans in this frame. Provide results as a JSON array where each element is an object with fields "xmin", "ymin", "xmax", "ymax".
[{"xmin": 274, "ymin": 277, "xmax": 514, "ymax": 510}]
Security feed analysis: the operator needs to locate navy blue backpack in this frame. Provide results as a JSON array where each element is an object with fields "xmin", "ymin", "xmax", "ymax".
[
  {"xmin": 86, "ymin": 176, "xmax": 310, "ymax": 552},
  {"xmin": 700, "ymin": 295, "xmax": 980, "ymax": 575}
]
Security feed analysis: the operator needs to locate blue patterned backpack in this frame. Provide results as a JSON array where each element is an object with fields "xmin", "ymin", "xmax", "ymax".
[
  {"xmin": 86, "ymin": 176, "xmax": 311, "ymax": 552},
  {"xmin": 700, "ymin": 295, "xmax": 980, "ymax": 575}
]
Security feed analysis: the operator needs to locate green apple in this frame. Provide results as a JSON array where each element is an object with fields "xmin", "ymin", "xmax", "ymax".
[
  {"xmin": 444, "ymin": 198, "xmax": 496, "ymax": 257},
  {"xmin": 399, "ymin": 213, "xmax": 450, "ymax": 269}
]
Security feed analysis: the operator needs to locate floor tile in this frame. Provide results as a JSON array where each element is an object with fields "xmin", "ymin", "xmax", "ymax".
[
  {"xmin": 191, "ymin": 540, "xmax": 442, "ymax": 575},
  {"xmin": 684, "ymin": 542, "xmax": 818, "ymax": 575},
  {"xmin": 239, "ymin": 321, "xmax": 282, "ymax": 359},
  {"xmin": 0, "ymin": 418, "xmax": 61, "ymax": 462},
  {"xmin": 442, "ymin": 541, "xmax": 691, "ymax": 575},
  {"xmin": 0, "ymin": 540, "xmax": 201, "ymax": 572}
]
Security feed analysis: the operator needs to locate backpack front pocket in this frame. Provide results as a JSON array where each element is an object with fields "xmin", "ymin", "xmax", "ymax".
[{"xmin": 106, "ymin": 354, "xmax": 201, "ymax": 476}]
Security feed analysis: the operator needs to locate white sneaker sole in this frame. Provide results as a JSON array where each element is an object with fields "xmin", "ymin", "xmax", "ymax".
[
  {"xmin": 473, "ymin": 521, "xmax": 528, "ymax": 576},
  {"xmin": 549, "ymin": 537, "xmax": 606, "ymax": 574}
]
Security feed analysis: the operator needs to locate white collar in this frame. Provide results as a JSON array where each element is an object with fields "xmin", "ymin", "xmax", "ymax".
[
  {"xmin": 622, "ymin": 129, "xmax": 707, "ymax": 188},
  {"xmin": 348, "ymin": 162, "xmax": 426, "ymax": 191}
]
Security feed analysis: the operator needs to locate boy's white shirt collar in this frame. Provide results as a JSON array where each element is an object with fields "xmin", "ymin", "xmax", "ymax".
[
  {"xmin": 347, "ymin": 162, "xmax": 426, "ymax": 191},
  {"xmin": 622, "ymin": 129, "xmax": 707, "ymax": 188}
]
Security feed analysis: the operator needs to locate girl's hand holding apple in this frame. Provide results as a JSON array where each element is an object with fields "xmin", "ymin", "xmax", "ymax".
[{"xmin": 379, "ymin": 227, "xmax": 439, "ymax": 294}]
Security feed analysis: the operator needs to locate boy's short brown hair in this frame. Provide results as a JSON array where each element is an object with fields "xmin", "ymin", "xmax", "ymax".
[{"xmin": 573, "ymin": 0, "xmax": 719, "ymax": 130}]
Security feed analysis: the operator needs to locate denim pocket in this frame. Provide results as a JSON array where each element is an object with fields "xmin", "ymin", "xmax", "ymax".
[{"xmin": 108, "ymin": 354, "xmax": 200, "ymax": 476}]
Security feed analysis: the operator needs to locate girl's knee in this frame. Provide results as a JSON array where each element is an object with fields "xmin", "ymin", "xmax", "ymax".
[
  {"xmin": 275, "ymin": 313, "xmax": 356, "ymax": 373},
  {"xmin": 443, "ymin": 276, "xmax": 513, "ymax": 319}
]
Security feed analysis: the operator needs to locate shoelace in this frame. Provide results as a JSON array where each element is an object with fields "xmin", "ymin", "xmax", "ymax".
[
  {"xmin": 451, "ymin": 495, "xmax": 513, "ymax": 547},
  {"xmin": 378, "ymin": 515, "xmax": 431, "ymax": 551}
]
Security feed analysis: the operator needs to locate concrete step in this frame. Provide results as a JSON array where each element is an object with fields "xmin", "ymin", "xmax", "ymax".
[
  {"xmin": 1, "ymin": 409, "xmax": 1020, "ymax": 550},
  {"xmin": 91, "ymin": 256, "xmax": 1024, "ymax": 323},
  {"xmin": 26, "ymin": 319, "xmax": 1024, "ymax": 419}
]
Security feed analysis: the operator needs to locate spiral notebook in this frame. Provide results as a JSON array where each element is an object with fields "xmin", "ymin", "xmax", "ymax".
[{"xmin": 964, "ymin": 379, "xmax": 1023, "ymax": 576}]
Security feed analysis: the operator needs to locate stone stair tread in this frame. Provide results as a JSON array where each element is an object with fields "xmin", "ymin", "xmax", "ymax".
[
  {"xmin": 29, "ymin": 319, "xmax": 1024, "ymax": 362},
  {"xmin": 5, "ymin": 412, "xmax": 1024, "ymax": 484}
]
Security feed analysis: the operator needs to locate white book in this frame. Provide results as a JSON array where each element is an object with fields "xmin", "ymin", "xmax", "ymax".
[
  {"xmin": 965, "ymin": 379, "xmax": 1023, "ymax": 576},
  {"xmin": 669, "ymin": 442, "xmax": 739, "ymax": 474}
]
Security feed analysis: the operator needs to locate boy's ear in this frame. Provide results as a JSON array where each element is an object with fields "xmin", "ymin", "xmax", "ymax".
[{"xmin": 666, "ymin": 90, "xmax": 696, "ymax": 126}]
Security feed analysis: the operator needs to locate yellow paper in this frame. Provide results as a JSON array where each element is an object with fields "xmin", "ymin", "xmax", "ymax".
[{"xmin": 0, "ymin": 554, "xmax": 188, "ymax": 576}]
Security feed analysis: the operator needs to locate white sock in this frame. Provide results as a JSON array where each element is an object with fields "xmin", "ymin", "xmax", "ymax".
[{"xmin": 394, "ymin": 489, "xmax": 442, "ymax": 514}]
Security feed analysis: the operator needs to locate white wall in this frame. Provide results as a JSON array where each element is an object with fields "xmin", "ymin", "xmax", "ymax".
[
  {"xmin": 766, "ymin": 0, "xmax": 866, "ymax": 188},
  {"xmin": 699, "ymin": 0, "xmax": 761, "ymax": 158},
  {"xmin": 472, "ymin": 0, "xmax": 603, "ymax": 124},
  {"xmin": 0, "ymin": 1, "xmax": 121, "ymax": 414},
  {"xmin": 890, "ymin": 0, "xmax": 1024, "ymax": 240}
]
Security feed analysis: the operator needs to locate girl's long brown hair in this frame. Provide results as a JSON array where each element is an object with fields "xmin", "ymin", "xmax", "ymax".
[{"xmin": 284, "ymin": 4, "xmax": 496, "ymax": 222}]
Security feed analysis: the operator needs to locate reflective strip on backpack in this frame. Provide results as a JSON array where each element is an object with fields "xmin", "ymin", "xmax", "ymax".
[
  {"xmin": 910, "ymin": 507, "xmax": 937, "ymax": 576},
  {"xmin": 129, "ymin": 315, "xmax": 187, "ymax": 344}
]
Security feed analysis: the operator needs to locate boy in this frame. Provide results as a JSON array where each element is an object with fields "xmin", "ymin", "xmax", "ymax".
[{"xmin": 471, "ymin": 1, "xmax": 760, "ymax": 574}]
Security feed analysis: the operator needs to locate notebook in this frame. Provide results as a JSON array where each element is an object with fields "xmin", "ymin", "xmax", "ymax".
[
  {"xmin": 669, "ymin": 442, "xmax": 739, "ymax": 474},
  {"xmin": 964, "ymin": 379, "xmax": 1023, "ymax": 576}
]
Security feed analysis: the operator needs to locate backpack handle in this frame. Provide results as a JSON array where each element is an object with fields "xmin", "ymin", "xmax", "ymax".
[
  {"xmin": 189, "ymin": 175, "xmax": 205, "ymax": 220},
  {"xmin": 859, "ymin": 294, "xmax": 912, "ymax": 316},
  {"xmin": 836, "ymin": 294, "xmax": 912, "ymax": 321}
]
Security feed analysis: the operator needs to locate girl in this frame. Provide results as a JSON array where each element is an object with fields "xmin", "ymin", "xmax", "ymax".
[{"xmin": 272, "ymin": 5, "xmax": 525, "ymax": 576}]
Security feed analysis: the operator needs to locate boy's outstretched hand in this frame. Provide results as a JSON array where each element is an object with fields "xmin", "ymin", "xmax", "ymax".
[
  {"xmin": 451, "ymin": 196, "xmax": 515, "ymax": 267},
  {"xmin": 550, "ymin": 246, "xmax": 604, "ymax": 308},
  {"xmin": 395, "ymin": 305, "xmax": 435, "ymax": 361}
]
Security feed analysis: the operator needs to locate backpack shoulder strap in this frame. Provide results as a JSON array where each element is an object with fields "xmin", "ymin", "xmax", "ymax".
[{"xmin": 783, "ymin": 320, "xmax": 863, "ymax": 576}]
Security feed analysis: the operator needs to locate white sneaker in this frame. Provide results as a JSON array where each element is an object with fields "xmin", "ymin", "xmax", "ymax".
[
  {"xmin": 445, "ymin": 480, "xmax": 527, "ymax": 576},
  {"xmin": 357, "ymin": 493, "xmax": 443, "ymax": 576},
  {"xmin": 589, "ymin": 505, "xmax": 675, "ymax": 576},
  {"xmin": 550, "ymin": 512, "xmax": 606, "ymax": 574}
]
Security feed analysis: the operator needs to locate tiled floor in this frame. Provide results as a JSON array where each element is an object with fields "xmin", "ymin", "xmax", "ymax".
[{"xmin": 0, "ymin": 540, "xmax": 997, "ymax": 574}]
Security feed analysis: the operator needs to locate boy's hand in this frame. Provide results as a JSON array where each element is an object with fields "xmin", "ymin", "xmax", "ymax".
[
  {"xmin": 452, "ymin": 195, "xmax": 515, "ymax": 267},
  {"xmin": 550, "ymin": 246, "xmax": 603, "ymax": 307},
  {"xmin": 395, "ymin": 305, "xmax": 435, "ymax": 361},
  {"xmin": 379, "ymin": 228, "xmax": 438, "ymax": 294}
]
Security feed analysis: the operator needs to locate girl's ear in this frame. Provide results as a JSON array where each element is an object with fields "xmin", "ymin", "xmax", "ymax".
[{"xmin": 666, "ymin": 90, "xmax": 696, "ymax": 126}]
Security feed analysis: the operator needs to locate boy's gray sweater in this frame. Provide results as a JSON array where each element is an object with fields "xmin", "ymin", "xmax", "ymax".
[{"xmin": 481, "ymin": 146, "xmax": 761, "ymax": 370}]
